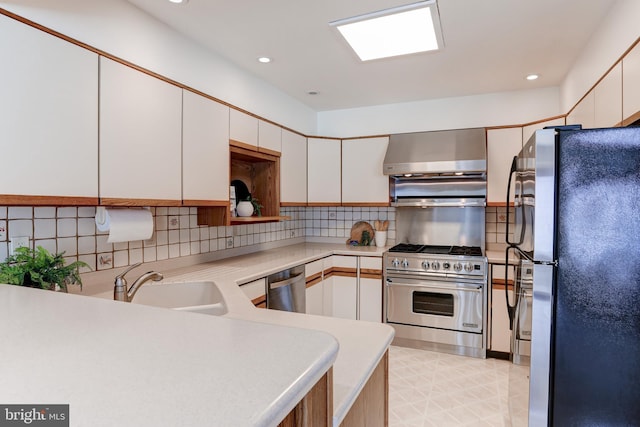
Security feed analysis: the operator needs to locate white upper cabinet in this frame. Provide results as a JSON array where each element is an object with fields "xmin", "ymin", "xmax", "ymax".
[
  {"xmin": 0, "ymin": 15, "xmax": 98, "ymax": 199},
  {"xmin": 280, "ymin": 129, "xmax": 307, "ymax": 204},
  {"xmin": 486, "ymin": 128, "xmax": 523, "ymax": 204},
  {"xmin": 182, "ymin": 90, "xmax": 230, "ymax": 203},
  {"xmin": 99, "ymin": 57, "xmax": 182, "ymax": 202},
  {"xmin": 594, "ymin": 63, "xmax": 622, "ymax": 128},
  {"xmin": 307, "ymin": 138, "xmax": 341, "ymax": 204},
  {"xmin": 258, "ymin": 120, "xmax": 282, "ymax": 154},
  {"xmin": 623, "ymin": 42, "xmax": 640, "ymax": 124},
  {"xmin": 566, "ymin": 91, "xmax": 595, "ymax": 129},
  {"xmin": 522, "ymin": 117, "xmax": 565, "ymax": 145},
  {"xmin": 341, "ymin": 137, "xmax": 389, "ymax": 205},
  {"xmin": 229, "ymin": 109, "xmax": 258, "ymax": 148}
]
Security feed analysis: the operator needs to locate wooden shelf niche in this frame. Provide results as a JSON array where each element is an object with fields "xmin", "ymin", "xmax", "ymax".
[{"xmin": 198, "ymin": 142, "xmax": 289, "ymax": 226}]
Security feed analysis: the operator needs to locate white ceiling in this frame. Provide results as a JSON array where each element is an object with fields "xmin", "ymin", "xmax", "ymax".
[{"xmin": 125, "ymin": 0, "xmax": 617, "ymax": 112}]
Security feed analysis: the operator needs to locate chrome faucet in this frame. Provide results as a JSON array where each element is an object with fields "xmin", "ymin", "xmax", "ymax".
[{"xmin": 113, "ymin": 262, "xmax": 163, "ymax": 302}]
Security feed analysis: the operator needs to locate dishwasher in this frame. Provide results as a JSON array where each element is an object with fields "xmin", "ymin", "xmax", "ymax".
[{"xmin": 266, "ymin": 265, "xmax": 305, "ymax": 313}]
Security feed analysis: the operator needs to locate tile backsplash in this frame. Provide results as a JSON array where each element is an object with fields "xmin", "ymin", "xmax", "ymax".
[
  {"xmin": 0, "ymin": 205, "xmax": 509, "ymax": 270},
  {"xmin": 0, "ymin": 206, "xmax": 396, "ymax": 271},
  {"xmin": 485, "ymin": 206, "xmax": 515, "ymax": 247}
]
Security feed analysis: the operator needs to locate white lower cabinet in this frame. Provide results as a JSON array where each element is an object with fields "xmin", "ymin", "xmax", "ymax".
[
  {"xmin": 305, "ymin": 255, "xmax": 382, "ymax": 322},
  {"xmin": 490, "ymin": 264, "xmax": 515, "ymax": 353},
  {"xmin": 305, "ymin": 258, "xmax": 325, "ymax": 316},
  {"xmin": 358, "ymin": 257, "xmax": 383, "ymax": 322},
  {"xmin": 240, "ymin": 278, "xmax": 266, "ymax": 308}
]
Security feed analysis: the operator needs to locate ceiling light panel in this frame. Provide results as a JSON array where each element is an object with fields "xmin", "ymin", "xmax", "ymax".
[{"xmin": 330, "ymin": 1, "xmax": 443, "ymax": 61}]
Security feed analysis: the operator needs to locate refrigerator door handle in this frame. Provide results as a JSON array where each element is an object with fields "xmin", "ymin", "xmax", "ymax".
[
  {"xmin": 505, "ymin": 155, "xmax": 518, "ymax": 246},
  {"xmin": 505, "ymin": 246, "xmax": 517, "ymax": 329}
]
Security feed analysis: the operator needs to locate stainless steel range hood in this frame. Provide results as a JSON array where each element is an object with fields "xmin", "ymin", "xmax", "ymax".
[
  {"xmin": 383, "ymin": 128, "xmax": 487, "ymax": 176},
  {"xmin": 384, "ymin": 128, "xmax": 487, "ymax": 207}
]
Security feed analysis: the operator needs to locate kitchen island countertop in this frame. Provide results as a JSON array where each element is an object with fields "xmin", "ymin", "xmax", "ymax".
[{"xmin": 6, "ymin": 242, "xmax": 394, "ymax": 426}]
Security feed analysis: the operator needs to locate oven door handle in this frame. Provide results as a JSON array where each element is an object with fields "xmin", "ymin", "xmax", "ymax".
[{"xmin": 386, "ymin": 280, "xmax": 482, "ymax": 293}]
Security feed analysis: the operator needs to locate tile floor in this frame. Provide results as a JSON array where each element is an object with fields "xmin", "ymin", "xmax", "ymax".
[{"xmin": 388, "ymin": 346, "xmax": 511, "ymax": 427}]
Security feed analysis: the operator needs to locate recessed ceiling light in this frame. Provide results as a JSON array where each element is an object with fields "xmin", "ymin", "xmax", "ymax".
[
  {"xmin": 168, "ymin": 0, "xmax": 188, "ymax": 4},
  {"xmin": 257, "ymin": 57, "xmax": 272, "ymax": 63},
  {"xmin": 526, "ymin": 74, "xmax": 539, "ymax": 81},
  {"xmin": 329, "ymin": 1, "xmax": 444, "ymax": 61}
]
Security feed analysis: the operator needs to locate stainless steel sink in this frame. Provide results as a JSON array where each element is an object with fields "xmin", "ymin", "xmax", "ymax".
[{"xmin": 131, "ymin": 281, "xmax": 227, "ymax": 315}]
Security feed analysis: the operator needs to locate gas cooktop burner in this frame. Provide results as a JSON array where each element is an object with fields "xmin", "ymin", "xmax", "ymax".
[{"xmin": 388, "ymin": 244, "xmax": 483, "ymax": 257}]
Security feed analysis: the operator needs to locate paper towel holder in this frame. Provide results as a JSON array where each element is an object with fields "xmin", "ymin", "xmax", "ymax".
[{"xmin": 95, "ymin": 206, "xmax": 151, "ymax": 226}]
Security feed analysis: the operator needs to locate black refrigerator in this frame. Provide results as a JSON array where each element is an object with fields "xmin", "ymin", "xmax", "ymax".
[{"xmin": 505, "ymin": 126, "xmax": 640, "ymax": 426}]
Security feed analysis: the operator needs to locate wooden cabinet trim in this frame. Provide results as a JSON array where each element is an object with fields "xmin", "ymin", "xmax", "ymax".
[
  {"xmin": 182, "ymin": 200, "xmax": 228, "ymax": 207},
  {"xmin": 258, "ymin": 146, "xmax": 281, "ymax": 157},
  {"xmin": 0, "ymin": 195, "xmax": 99, "ymax": 206},
  {"xmin": 341, "ymin": 202, "xmax": 390, "ymax": 207},
  {"xmin": 100, "ymin": 198, "xmax": 182, "ymax": 207},
  {"xmin": 252, "ymin": 295, "xmax": 266, "ymax": 307},
  {"xmin": 280, "ymin": 202, "xmax": 308, "ymax": 207},
  {"xmin": 306, "ymin": 273, "xmax": 323, "ymax": 288},
  {"xmin": 622, "ymin": 110, "xmax": 640, "ymax": 127},
  {"xmin": 340, "ymin": 350, "xmax": 388, "ymax": 427}
]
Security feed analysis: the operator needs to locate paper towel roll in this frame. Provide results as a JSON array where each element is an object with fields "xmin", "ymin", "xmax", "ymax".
[{"xmin": 95, "ymin": 208, "xmax": 154, "ymax": 243}]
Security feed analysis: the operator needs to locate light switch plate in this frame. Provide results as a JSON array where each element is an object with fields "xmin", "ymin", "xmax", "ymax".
[{"xmin": 9, "ymin": 236, "xmax": 30, "ymax": 255}]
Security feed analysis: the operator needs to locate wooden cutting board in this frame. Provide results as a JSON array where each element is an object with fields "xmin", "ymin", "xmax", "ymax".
[{"xmin": 347, "ymin": 221, "xmax": 375, "ymax": 246}]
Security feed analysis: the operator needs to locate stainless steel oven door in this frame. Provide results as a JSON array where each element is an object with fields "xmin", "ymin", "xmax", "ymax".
[{"xmin": 386, "ymin": 276, "xmax": 483, "ymax": 333}]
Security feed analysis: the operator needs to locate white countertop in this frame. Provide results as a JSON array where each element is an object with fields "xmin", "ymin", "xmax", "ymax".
[
  {"xmin": 132, "ymin": 242, "xmax": 395, "ymax": 426},
  {"xmin": 0, "ymin": 284, "xmax": 338, "ymax": 427},
  {"xmin": 6, "ymin": 242, "xmax": 394, "ymax": 427}
]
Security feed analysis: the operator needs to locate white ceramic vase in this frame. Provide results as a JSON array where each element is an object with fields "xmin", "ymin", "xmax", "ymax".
[{"xmin": 236, "ymin": 200, "xmax": 254, "ymax": 217}]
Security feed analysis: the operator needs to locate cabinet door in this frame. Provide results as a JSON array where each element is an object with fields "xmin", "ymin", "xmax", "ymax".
[
  {"xmin": 99, "ymin": 57, "xmax": 182, "ymax": 202},
  {"xmin": 522, "ymin": 117, "xmax": 565, "ymax": 145},
  {"xmin": 331, "ymin": 256, "xmax": 357, "ymax": 320},
  {"xmin": 240, "ymin": 278, "xmax": 266, "ymax": 308},
  {"xmin": 0, "ymin": 14, "xmax": 98, "ymax": 199},
  {"xmin": 308, "ymin": 138, "xmax": 341, "ymax": 204},
  {"xmin": 566, "ymin": 91, "xmax": 595, "ymax": 129},
  {"xmin": 182, "ymin": 91, "xmax": 230, "ymax": 203},
  {"xmin": 305, "ymin": 259, "xmax": 324, "ymax": 315},
  {"xmin": 594, "ymin": 63, "xmax": 622, "ymax": 128},
  {"xmin": 358, "ymin": 256, "xmax": 383, "ymax": 322},
  {"xmin": 258, "ymin": 120, "xmax": 282, "ymax": 154},
  {"xmin": 229, "ymin": 109, "xmax": 258, "ymax": 148},
  {"xmin": 280, "ymin": 130, "xmax": 307, "ymax": 204},
  {"xmin": 341, "ymin": 137, "xmax": 389, "ymax": 204},
  {"xmin": 623, "ymin": 42, "xmax": 640, "ymax": 124},
  {"xmin": 490, "ymin": 264, "xmax": 515, "ymax": 353},
  {"xmin": 491, "ymin": 287, "xmax": 513, "ymax": 352},
  {"xmin": 486, "ymin": 128, "xmax": 523, "ymax": 204}
]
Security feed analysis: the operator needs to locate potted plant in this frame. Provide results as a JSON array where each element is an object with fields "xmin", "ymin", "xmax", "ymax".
[
  {"xmin": 0, "ymin": 246, "xmax": 89, "ymax": 292},
  {"xmin": 236, "ymin": 195, "xmax": 263, "ymax": 217}
]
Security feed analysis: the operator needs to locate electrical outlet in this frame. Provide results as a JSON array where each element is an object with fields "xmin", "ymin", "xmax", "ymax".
[
  {"xmin": 226, "ymin": 238, "xmax": 233, "ymax": 248},
  {"xmin": 168, "ymin": 216, "xmax": 180, "ymax": 230},
  {"xmin": 9, "ymin": 236, "xmax": 30, "ymax": 255},
  {"xmin": 0, "ymin": 222, "xmax": 6, "ymax": 241}
]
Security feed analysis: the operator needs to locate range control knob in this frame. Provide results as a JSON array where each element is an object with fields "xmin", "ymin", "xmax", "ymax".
[
  {"xmin": 391, "ymin": 258, "xmax": 400, "ymax": 268},
  {"xmin": 431, "ymin": 261, "xmax": 440, "ymax": 270},
  {"xmin": 422, "ymin": 261, "xmax": 430, "ymax": 270},
  {"xmin": 442, "ymin": 262, "xmax": 450, "ymax": 270},
  {"xmin": 401, "ymin": 259, "xmax": 410, "ymax": 268},
  {"xmin": 453, "ymin": 262, "xmax": 463, "ymax": 272},
  {"xmin": 464, "ymin": 262, "xmax": 474, "ymax": 272}
]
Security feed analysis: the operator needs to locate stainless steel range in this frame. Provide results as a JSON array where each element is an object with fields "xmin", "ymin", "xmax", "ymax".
[
  {"xmin": 382, "ymin": 128, "xmax": 489, "ymax": 358},
  {"xmin": 384, "ymin": 244, "xmax": 488, "ymax": 358}
]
